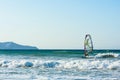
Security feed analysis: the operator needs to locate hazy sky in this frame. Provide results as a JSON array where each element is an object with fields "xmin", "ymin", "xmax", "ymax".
[{"xmin": 0, "ymin": 0, "xmax": 120, "ymax": 49}]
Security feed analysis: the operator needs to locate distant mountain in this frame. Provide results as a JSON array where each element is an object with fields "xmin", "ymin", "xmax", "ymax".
[{"xmin": 0, "ymin": 42, "xmax": 39, "ymax": 50}]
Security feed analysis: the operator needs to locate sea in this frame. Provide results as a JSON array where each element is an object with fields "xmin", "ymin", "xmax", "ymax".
[{"xmin": 0, "ymin": 50, "xmax": 119, "ymax": 80}]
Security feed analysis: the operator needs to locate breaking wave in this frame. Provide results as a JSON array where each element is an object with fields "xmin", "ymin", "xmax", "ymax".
[
  {"xmin": 0, "ymin": 57, "xmax": 120, "ymax": 70},
  {"xmin": 95, "ymin": 53, "xmax": 120, "ymax": 58}
]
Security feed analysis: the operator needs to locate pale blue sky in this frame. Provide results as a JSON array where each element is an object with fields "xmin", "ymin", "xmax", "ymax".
[{"xmin": 0, "ymin": 0, "xmax": 120, "ymax": 49}]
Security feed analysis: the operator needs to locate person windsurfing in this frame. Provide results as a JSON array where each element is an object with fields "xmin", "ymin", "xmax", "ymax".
[{"xmin": 84, "ymin": 34, "xmax": 93, "ymax": 57}]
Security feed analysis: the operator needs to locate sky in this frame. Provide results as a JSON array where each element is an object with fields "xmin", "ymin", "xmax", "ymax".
[{"xmin": 0, "ymin": 0, "xmax": 120, "ymax": 49}]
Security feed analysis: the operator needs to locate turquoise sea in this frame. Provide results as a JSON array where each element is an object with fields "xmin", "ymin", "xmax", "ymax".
[{"xmin": 0, "ymin": 50, "xmax": 120, "ymax": 80}]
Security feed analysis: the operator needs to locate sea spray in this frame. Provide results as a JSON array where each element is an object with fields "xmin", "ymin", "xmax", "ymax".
[{"xmin": 0, "ymin": 50, "xmax": 119, "ymax": 80}]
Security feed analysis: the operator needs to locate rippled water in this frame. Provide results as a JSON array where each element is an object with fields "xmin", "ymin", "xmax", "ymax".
[{"xmin": 0, "ymin": 50, "xmax": 119, "ymax": 80}]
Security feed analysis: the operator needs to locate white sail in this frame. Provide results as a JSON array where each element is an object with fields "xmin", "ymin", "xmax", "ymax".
[{"xmin": 84, "ymin": 34, "xmax": 93, "ymax": 57}]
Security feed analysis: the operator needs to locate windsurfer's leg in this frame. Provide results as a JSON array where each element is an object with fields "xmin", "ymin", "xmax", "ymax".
[{"xmin": 85, "ymin": 52, "xmax": 89, "ymax": 57}]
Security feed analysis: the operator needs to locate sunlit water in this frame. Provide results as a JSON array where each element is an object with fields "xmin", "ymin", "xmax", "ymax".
[{"xmin": 0, "ymin": 50, "xmax": 119, "ymax": 80}]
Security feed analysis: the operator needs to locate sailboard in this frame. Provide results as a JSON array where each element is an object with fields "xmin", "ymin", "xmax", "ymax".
[{"xmin": 84, "ymin": 34, "xmax": 93, "ymax": 57}]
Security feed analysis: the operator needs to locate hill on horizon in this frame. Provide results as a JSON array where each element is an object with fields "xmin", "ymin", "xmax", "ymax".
[{"xmin": 0, "ymin": 42, "xmax": 38, "ymax": 50}]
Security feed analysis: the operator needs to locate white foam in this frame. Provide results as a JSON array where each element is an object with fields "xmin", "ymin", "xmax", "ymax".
[
  {"xmin": 108, "ymin": 60, "xmax": 120, "ymax": 70},
  {"xmin": 95, "ymin": 53, "xmax": 119, "ymax": 58},
  {"xmin": 0, "ymin": 58, "xmax": 119, "ymax": 70}
]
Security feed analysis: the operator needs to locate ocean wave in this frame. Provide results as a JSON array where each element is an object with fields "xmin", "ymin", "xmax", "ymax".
[
  {"xmin": 95, "ymin": 53, "xmax": 120, "ymax": 58},
  {"xmin": 0, "ymin": 59, "xmax": 120, "ymax": 70}
]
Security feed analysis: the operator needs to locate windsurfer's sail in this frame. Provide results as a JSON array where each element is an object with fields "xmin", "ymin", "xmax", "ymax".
[{"xmin": 84, "ymin": 34, "xmax": 93, "ymax": 57}]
